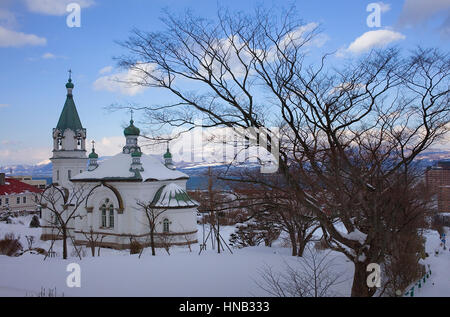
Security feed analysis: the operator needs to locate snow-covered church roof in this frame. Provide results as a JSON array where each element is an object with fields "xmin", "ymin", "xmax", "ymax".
[
  {"xmin": 72, "ymin": 152, "xmax": 188, "ymax": 182},
  {"xmin": 71, "ymin": 116, "xmax": 188, "ymax": 182},
  {"xmin": 150, "ymin": 183, "xmax": 199, "ymax": 208}
]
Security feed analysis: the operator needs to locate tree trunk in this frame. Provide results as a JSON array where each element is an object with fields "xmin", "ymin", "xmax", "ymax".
[
  {"xmin": 217, "ymin": 220, "xmax": 221, "ymax": 254},
  {"xmin": 351, "ymin": 261, "xmax": 376, "ymax": 297},
  {"xmin": 62, "ymin": 227, "xmax": 68, "ymax": 260},
  {"xmin": 90, "ymin": 243, "xmax": 95, "ymax": 257},
  {"xmin": 297, "ymin": 240, "xmax": 306, "ymax": 257},
  {"xmin": 289, "ymin": 231, "xmax": 297, "ymax": 256},
  {"xmin": 150, "ymin": 228, "xmax": 156, "ymax": 256}
]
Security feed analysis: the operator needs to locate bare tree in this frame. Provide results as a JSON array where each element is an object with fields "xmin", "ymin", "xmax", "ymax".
[
  {"xmin": 116, "ymin": 6, "xmax": 449, "ymax": 296},
  {"xmin": 232, "ymin": 181, "xmax": 320, "ymax": 256},
  {"xmin": 135, "ymin": 200, "xmax": 168, "ymax": 256},
  {"xmin": 255, "ymin": 245, "xmax": 346, "ymax": 297},
  {"xmin": 159, "ymin": 232, "xmax": 173, "ymax": 255},
  {"xmin": 81, "ymin": 227, "xmax": 106, "ymax": 257},
  {"xmin": 40, "ymin": 184, "xmax": 88, "ymax": 260}
]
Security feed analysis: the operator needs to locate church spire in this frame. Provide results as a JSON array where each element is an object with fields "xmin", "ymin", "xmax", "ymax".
[
  {"xmin": 51, "ymin": 71, "xmax": 88, "ymax": 185},
  {"xmin": 57, "ymin": 71, "xmax": 83, "ymax": 132},
  {"xmin": 123, "ymin": 110, "xmax": 141, "ymax": 154},
  {"xmin": 65, "ymin": 69, "xmax": 74, "ymax": 95},
  {"xmin": 88, "ymin": 140, "xmax": 99, "ymax": 171},
  {"xmin": 164, "ymin": 141, "xmax": 175, "ymax": 170}
]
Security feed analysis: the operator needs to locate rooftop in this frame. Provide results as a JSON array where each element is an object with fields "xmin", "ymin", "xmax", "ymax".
[
  {"xmin": 72, "ymin": 153, "xmax": 188, "ymax": 182},
  {"xmin": 0, "ymin": 178, "xmax": 42, "ymax": 196}
]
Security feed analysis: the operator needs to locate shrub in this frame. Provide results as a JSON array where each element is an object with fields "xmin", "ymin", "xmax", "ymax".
[
  {"xmin": 130, "ymin": 240, "xmax": 142, "ymax": 255},
  {"xmin": 0, "ymin": 233, "xmax": 23, "ymax": 256},
  {"xmin": 29, "ymin": 215, "xmax": 40, "ymax": 228}
]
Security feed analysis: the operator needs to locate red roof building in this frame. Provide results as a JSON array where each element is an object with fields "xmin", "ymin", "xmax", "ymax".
[{"xmin": 0, "ymin": 173, "xmax": 42, "ymax": 213}]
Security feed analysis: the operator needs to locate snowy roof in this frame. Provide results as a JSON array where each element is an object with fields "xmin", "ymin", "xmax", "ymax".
[
  {"xmin": 71, "ymin": 153, "xmax": 188, "ymax": 182},
  {"xmin": 150, "ymin": 183, "xmax": 199, "ymax": 208}
]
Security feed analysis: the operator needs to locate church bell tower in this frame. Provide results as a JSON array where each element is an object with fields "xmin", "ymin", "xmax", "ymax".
[{"xmin": 51, "ymin": 71, "xmax": 88, "ymax": 186}]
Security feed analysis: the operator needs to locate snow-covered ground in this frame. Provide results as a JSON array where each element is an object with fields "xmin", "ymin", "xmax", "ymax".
[
  {"xmin": 413, "ymin": 227, "xmax": 450, "ymax": 297},
  {"xmin": 0, "ymin": 216, "xmax": 448, "ymax": 297}
]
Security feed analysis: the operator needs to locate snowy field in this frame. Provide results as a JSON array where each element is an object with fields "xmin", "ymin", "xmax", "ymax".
[{"xmin": 0, "ymin": 215, "xmax": 448, "ymax": 297}]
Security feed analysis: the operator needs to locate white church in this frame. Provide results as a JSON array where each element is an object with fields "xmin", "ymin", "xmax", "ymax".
[{"xmin": 40, "ymin": 75, "xmax": 198, "ymax": 249}]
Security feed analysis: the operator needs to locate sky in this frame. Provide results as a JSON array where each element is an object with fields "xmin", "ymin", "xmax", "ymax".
[{"xmin": 0, "ymin": 0, "xmax": 449, "ymax": 165}]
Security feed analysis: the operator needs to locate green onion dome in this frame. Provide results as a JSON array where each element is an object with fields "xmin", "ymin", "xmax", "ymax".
[
  {"xmin": 124, "ymin": 119, "xmax": 140, "ymax": 136},
  {"xmin": 163, "ymin": 148, "xmax": 172, "ymax": 159},
  {"xmin": 65, "ymin": 78, "xmax": 74, "ymax": 89},
  {"xmin": 88, "ymin": 148, "xmax": 98, "ymax": 159}
]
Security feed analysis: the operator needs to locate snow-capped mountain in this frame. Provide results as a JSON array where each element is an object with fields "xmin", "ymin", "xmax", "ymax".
[{"xmin": 1, "ymin": 150, "xmax": 449, "ymax": 190}]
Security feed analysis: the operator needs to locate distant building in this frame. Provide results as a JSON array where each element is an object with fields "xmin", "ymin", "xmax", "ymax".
[
  {"xmin": 0, "ymin": 173, "xmax": 42, "ymax": 213},
  {"xmin": 10, "ymin": 176, "xmax": 47, "ymax": 189},
  {"xmin": 426, "ymin": 160, "xmax": 450, "ymax": 213}
]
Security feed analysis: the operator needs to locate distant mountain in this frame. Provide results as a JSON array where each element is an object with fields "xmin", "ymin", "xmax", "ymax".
[
  {"xmin": 0, "ymin": 162, "xmax": 52, "ymax": 177},
  {"xmin": 1, "ymin": 150, "xmax": 449, "ymax": 190}
]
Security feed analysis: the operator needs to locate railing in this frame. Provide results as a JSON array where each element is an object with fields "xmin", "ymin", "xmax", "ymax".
[{"xmin": 403, "ymin": 265, "xmax": 432, "ymax": 297}]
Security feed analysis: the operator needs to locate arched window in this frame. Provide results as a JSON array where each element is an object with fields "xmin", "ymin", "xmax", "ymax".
[
  {"xmin": 57, "ymin": 134, "xmax": 62, "ymax": 150},
  {"xmin": 76, "ymin": 133, "xmax": 82, "ymax": 150},
  {"xmin": 163, "ymin": 218, "xmax": 170, "ymax": 233},
  {"xmin": 56, "ymin": 170, "xmax": 59, "ymax": 181},
  {"xmin": 109, "ymin": 205, "xmax": 114, "ymax": 228},
  {"xmin": 101, "ymin": 204, "xmax": 107, "ymax": 227}
]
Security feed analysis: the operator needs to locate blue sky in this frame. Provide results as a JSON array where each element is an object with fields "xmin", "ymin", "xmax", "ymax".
[{"xmin": 0, "ymin": 0, "xmax": 449, "ymax": 165}]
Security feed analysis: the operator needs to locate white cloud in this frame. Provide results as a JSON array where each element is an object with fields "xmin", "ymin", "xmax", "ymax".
[
  {"xmin": 42, "ymin": 52, "xmax": 55, "ymax": 59},
  {"xmin": 278, "ymin": 23, "xmax": 327, "ymax": 50},
  {"xmin": 23, "ymin": 0, "xmax": 95, "ymax": 16},
  {"xmin": 99, "ymin": 65, "xmax": 113, "ymax": 74},
  {"xmin": 198, "ymin": 22, "xmax": 328, "ymax": 80},
  {"xmin": 0, "ymin": 146, "xmax": 51, "ymax": 165},
  {"xmin": 93, "ymin": 63, "xmax": 156, "ymax": 96},
  {"xmin": 0, "ymin": 26, "xmax": 46, "ymax": 47},
  {"xmin": 344, "ymin": 29, "xmax": 405, "ymax": 55},
  {"xmin": 0, "ymin": 103, "xmax": 10, "ymax": 108},
  {"xmin": 94, "ymin": 136, "xmax": 124, "ymax": 156},
  {"xmin": 398, "ymin": 0, "xmax": 450, "ymax": 27},
  {"xmin": 26, "ymin": 52, "xmax": 65, "ymax": 61}
]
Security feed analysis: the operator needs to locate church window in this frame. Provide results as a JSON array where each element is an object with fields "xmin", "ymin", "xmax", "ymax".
[
  {"xmin": 57, "ymin": 133, "xmax": 62, "ymax": 150},
  {"xmin": 16, "ymin": 197, "xmax": 20, "ymax": 204},
  {"xmin": 5, "ymin": 198, "xmax": 8, "ymax": 205},
  {"xmin": 68, "ymin": 170, "xmax": 71, "ymax": 179},
  {"xmin": 23, "ymin": 196, "xmax": 26, "ymax": 204},
  {"xmin": 57, "ymin": 170, "xmax": 59, "ymax": 181},
  {"xmin": 109, "ymin": 205, "xmax": 114, "ymax": 228},
  {"xmin": 101, "ymin": 204, "xmax": 107, "ymax": 227},
  {"xmin": 76, "ymin": 133, "xmax": 82, "ymax": 150},
  {"xmin": 163, "ymin": 218, "xmax": 170, "ymax": 233}
]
